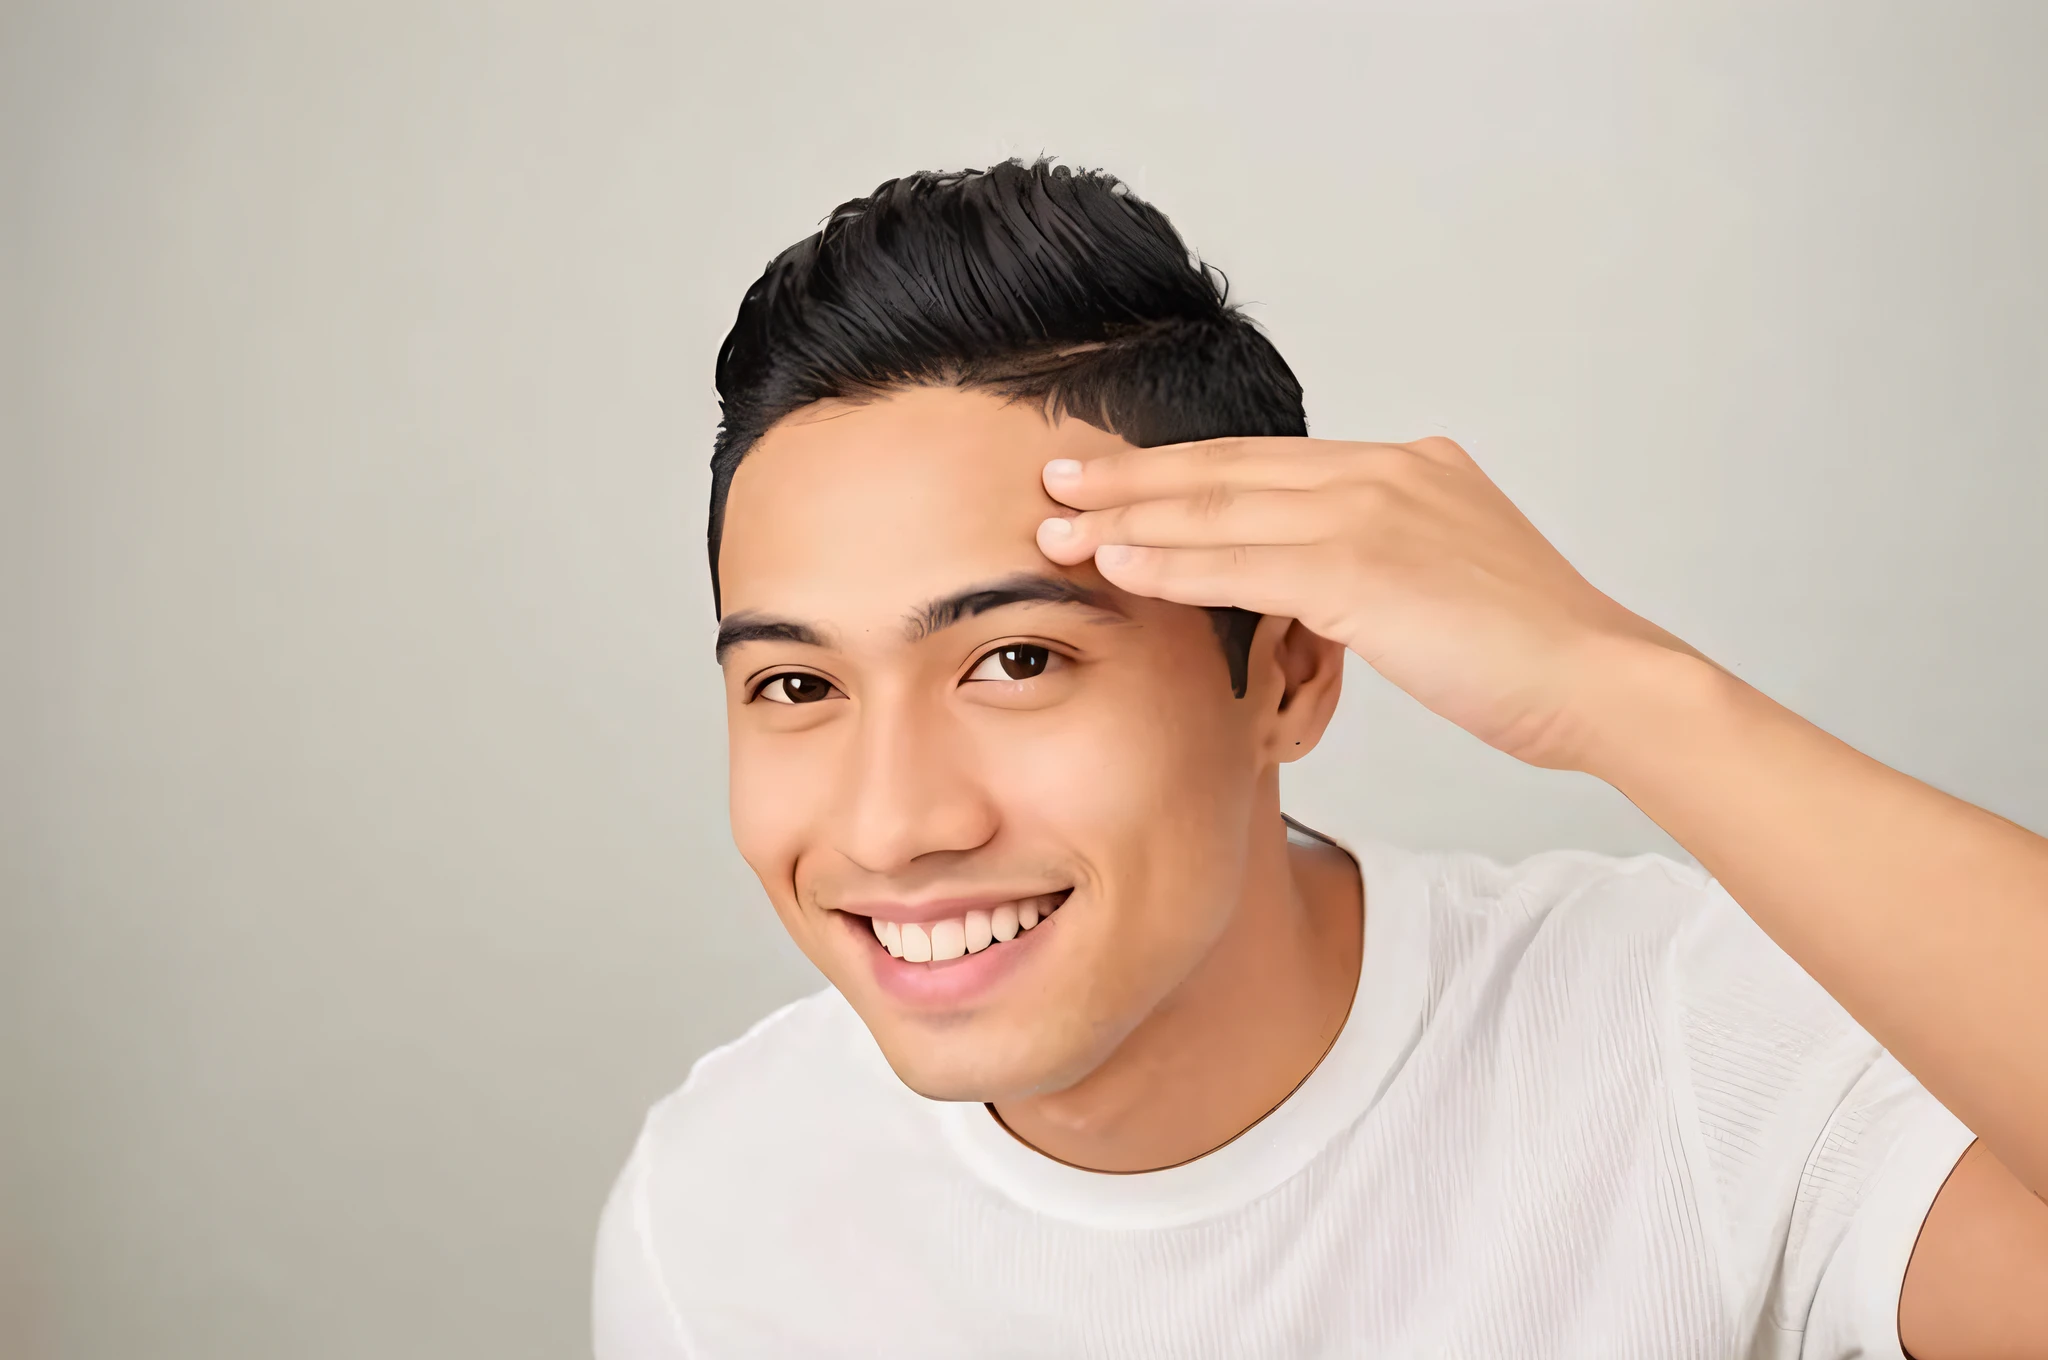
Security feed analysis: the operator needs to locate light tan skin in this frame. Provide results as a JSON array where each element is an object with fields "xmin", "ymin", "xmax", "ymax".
[
  {"xmin": 717, "ymin": 385, "xmax": 1361, "ymax": 1172},
  {"xmin": 718, "ymin": 384, "xmax": 2048, "ymax": 1352},
  {"xmin": 1032, "ymin": 420, "xmax": 2048, "ymax": 1357}
]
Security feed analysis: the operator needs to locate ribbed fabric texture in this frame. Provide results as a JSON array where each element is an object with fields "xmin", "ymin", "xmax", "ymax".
[{"xmin": 593, "ymin": 841, "xmax": 1973, "ymax": 1360}]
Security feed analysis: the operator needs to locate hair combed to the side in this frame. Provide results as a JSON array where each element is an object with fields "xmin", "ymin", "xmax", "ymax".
[{"xmin": 709, "ymin": 158, "xmax": 1307, "ymax": 696}]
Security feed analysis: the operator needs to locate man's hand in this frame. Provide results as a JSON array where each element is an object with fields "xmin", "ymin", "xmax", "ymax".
[
  {"xmin": 1035, "ymin": 436, "xmax": 1697, "ymax": 770},
  {"xmin": 1041, "ymin": 432, "xmax": 2048, "ymax": 1359}
]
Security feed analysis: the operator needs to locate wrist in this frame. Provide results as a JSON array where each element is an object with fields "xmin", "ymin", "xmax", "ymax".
[{"xmin": 1563, "ymin": 631, "xmax": 1742, "ymax": 787}]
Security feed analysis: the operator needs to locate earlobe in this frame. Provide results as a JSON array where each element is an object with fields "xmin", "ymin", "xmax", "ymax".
[{"xmin": 1260, "ymin": 618, "xmax": 1345, "ymax": 762}]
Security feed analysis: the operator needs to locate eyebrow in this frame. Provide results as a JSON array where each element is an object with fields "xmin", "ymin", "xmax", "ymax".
[
  {"xmin": 715, "ymin": 572, "xmax": 1128, "ymax": 663},
  {"xmin": 905, "ymin": 572, "xmax": 1127, "ymax": 641},
  {"xmin": 713, "ymin": 617, "xmax": 829, "ymax": 663}
]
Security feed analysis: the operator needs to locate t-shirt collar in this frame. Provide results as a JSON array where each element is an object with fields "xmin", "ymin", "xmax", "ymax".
[{"xmin": 930, "ymin": 827, "xmax": 1432, "ymax": 1230}]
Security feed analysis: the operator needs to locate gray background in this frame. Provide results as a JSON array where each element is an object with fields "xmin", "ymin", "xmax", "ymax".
[{"xmin": 4, "ymin": 2, "xmax": 2043, "ymax": 1357}]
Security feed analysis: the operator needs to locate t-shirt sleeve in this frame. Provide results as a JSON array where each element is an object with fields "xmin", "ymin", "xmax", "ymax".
[
  {"xmin": 593, "ymin": 1123, "xmax": 694, "ymax": 1360},
  {"xmin": 1790, "ymin": 1055, "xmax": 1977, "ymax": 1359},
  {"xmin": 1672, "ymin": 880, "xmax": 1977, "ymax": 1359}
]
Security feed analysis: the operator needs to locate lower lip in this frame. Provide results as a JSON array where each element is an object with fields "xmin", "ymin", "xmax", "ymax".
[{"xmin": 848, "ymin": 906, "xmax": 1061, "ymax": 1008}]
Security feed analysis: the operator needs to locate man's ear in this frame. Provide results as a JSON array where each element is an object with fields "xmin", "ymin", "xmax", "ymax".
[{"xmin": 1249, "ymin": 616, "xmax": 1346, "ymax": 763}]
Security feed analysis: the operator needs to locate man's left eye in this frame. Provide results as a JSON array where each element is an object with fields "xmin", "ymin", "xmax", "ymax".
[{"xmin": 965, "ymin": 644, "xmax": 1058, "ymax": 683}]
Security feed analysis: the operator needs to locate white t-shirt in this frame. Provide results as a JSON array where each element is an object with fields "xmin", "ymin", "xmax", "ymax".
[{"xmin": 593, "ymin": 824, "xmax": 1976, "ymax": 1359}]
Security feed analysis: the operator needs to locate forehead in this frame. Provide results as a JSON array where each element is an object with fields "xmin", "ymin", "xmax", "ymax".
[{"xmin": 719, "ymin": 386, "xmax": 1129, "ymax": 622}]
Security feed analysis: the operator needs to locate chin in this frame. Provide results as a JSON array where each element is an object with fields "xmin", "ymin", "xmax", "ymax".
[
  {"xmin": 876, "ymin": 1040, "xmax": 1034, "ymax": 1104},
  {"xmin": 871, "ymin": 1022, "xmax": 1112, "ymax": 1105},
  {"xmin": 889, "ymin": 1066, "xmax": 998, "ymax": 1105}
]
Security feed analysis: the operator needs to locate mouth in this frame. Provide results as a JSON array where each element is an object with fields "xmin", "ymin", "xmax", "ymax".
[{"xmin": 864, "ymin": 889, "xmax": 1072, "ymax": 965}]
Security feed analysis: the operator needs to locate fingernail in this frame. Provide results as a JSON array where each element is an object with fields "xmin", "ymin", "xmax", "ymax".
[
  {"xmin": 1043, "ymin": 459, "xmax": 1082, "ymax": 485},
  {"xmin": 1038, "ymin": 516, "xmax": 1073, "ymax": 541},
  {"xmin": 1096, "ymin": 544, "xmax": 1135, "ymax": 569}
]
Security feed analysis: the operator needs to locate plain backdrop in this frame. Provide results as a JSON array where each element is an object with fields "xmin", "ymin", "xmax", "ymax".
[{"xmin": 4, "ymin": 2, "xmax": 2044, "ymax": 1357}]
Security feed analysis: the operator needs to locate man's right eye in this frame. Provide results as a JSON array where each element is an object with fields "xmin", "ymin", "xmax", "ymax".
[{"xmin": 754, "ymin": 673, "xmax": 839, "ymax": 705}]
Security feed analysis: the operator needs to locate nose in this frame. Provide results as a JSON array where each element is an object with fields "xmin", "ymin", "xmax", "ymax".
[{"xmin": 834, "ymin": 699, "xmax": 998, "ymax": 875}]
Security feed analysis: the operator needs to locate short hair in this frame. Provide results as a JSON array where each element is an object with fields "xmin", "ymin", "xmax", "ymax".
[{"xmin": 708, "ymin": 158, "xmax": 1308, "ymax": 697}]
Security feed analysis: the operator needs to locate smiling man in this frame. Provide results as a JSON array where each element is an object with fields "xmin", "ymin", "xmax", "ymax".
[{"xmin": 593, "ymin": 161, "xmax": 2048, "ymax": 1358}]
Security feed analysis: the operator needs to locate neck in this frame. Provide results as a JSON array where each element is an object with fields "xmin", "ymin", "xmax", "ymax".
[{"xmin": 990, "ymin": 784, "xmax": 1365, "ymax": 1173}]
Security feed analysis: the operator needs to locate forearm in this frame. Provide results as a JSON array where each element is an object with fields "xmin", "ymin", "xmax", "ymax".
[{"xmin": 1578, "ymin": 639, "xmax": 2048, "ymax": 1200}]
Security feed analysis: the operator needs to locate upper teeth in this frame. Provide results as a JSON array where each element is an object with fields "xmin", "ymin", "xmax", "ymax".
[{"xmin": 871, "ymin": 893, "xmax": 1064, "ymax": 962}]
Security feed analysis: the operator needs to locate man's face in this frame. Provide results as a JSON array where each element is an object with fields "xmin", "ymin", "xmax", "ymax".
[{"xmin": 716, "ymin": 386, "xmax": 1272, "ymax": 1102}]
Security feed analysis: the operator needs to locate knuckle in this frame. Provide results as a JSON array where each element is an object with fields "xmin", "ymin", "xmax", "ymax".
[
  {"xmin": 1193, "ymin": 485, "xmax": 1235, "ymax": 522},
  {"xmin": 1411, "ymin": 435, "xmax": 1472, "ymax": 468}
]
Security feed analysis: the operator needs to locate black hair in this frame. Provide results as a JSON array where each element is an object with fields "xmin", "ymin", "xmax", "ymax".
[{"xmin": 708, "ymin": 158, "xmax": 1307, "ymax": 697}]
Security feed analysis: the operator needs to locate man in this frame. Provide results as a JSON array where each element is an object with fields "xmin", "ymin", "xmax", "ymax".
[{"xmin": 594, "ymin": 160, "xmax": 2048, "ymax": 1357}]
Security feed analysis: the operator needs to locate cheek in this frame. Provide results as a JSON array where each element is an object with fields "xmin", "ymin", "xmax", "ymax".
[
  {"xmin": 726, "ymin": 723, "xmax": 837, "ymax": 893},
  {"xmin": 979, "ymin": 678, "xmax": 1254, "ymax": 861}
]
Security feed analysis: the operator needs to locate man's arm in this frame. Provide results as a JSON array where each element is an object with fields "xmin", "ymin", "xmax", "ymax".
[
  {"xmin": 1898, "ymin": 1140, "xmax": 2048, "ymax": 1358},
  {"xmin": 1036, "ymin": 433, "xmax": 2048, "ymax": 1353},
  {"xmin": 1589, "ymin": 637, "xmax": 2048, "ymax": 1199},
  {"xmin": 1585, "ymin": 637, "xmax": 2048, "ymax": 1357}
]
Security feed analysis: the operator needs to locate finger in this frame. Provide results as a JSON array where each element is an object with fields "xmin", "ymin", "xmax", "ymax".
[
  {"xmin": 1089, "ymin": 542, "xmax": 1327, "ymax": 616},
  {"xmin": 1042, "ymin": 439, "xmax": 1355, "ymax": 510},
  {"xmin": 1035, "ymin": 488, "xmax": 1334, "ymax": 566}
]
